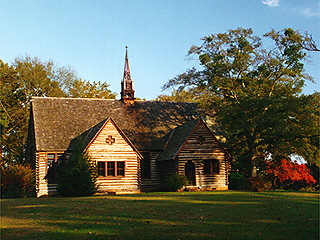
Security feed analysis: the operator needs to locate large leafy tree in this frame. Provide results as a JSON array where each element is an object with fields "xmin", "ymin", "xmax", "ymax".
[
  {"xmin": 163, "ymin": 28, "xmax": 319, "ymax": 177},
  {"xmin": 0, "ymin": 56, "xmax": 116, "ymax": 164}
]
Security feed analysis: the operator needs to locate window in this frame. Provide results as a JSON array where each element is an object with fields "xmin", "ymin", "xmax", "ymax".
[
  {"xmin": 141, "ymin": 152, "xmax": 151, "ymax": 179},
  {"xmin": 117, "ymin": 162, "xmax": 125, "ymax": 176},
  {"xmin": 46, "ymin": 153, "xmax": 63, "ymax": 184},
  {"xmin": 98, "ymin": 161, "xmax": 125, "ymax": 177},
  {"xmin": 47, "ymin": 154, "xmax": 55, "ymax": 169},
  {"xmin": 98, "ymin": 162, "xmax": 106, "ymax": 177},
  {"xmin": 107, "ymin": 162, "xmax": 115, "ymax": 176},
  {"xmin": 47, "ymin": 153, "xmax": 63, "ymax": 170},
  {"xmin": 203, "ymin": 159, "xmax": 220, "ymax": 174}
]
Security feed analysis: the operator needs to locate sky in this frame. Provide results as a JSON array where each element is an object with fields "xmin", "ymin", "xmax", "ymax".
[{"xmin": 1, "ymin": 0, "xmax": 319, "ymax": 100}]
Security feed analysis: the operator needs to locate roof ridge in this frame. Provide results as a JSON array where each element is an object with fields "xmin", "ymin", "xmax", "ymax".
[
  {"xmin": 31, "ymin": 96, "xmax": 117, "ymax": 101},
  {"xmin": 31, "ymin": 97, "xmax": 198, "ymax": 105}
]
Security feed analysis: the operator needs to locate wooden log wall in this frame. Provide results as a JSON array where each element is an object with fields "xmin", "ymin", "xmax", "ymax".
[
  {"xmin": 87, "ymin": 120, "xmax": 140, "ymax": 193},
  {"xmin": 36, "ymin": 151, "xmax": 49, "ymax": 197},
  {"xmin": 177, "ymin": 122, "xmax": 229, "ymax": 190},
  {"xmin": 157, "ymin": 158, "xmax": 178, "ymax": 189},
  {"xmin": 140, "ymin": 151, "xmax": 162, "ymax": 191}
]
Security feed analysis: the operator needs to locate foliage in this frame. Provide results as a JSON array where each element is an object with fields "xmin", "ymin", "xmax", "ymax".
[
  {"xmin": 228, "ymin": 172, "xmax": 245, "ymax": 190},
  {"xmin": 56, "ymin": 141, "xmax": 98, "ymax": 197},
  {"xmin": 1, "ymin": 192, "xmax": 319, "ymax": 240},
  {"xmin": 155, "ymin": 88, "xmax": 207, "ymax": 103},
  {"xmin": 307, "ymin": 163, "xmax": 319, "ymax": 189},
  {"xmin": 163, "ymin": 28, "xmax": 319, "ymax": 176},
  {"xmin": 0, "ymin": 56, "xmax": 116, "ymax": 165},
  {"xmin": 266, "ymin": 159, "xmax": 316, "ymax": 190},
  {"xmin": 244, "ymin": 177, "xmax": 271, "ymax": 192},
  {"xmin": 1, "ymin": 164, "xmax": 35, "ymax": 198},
  {"xmin": 300, "ymin": 185, "xmax": 318, "ymax": 192},
  {"xmin": 66, "ymin": 79, "xmax": 116, "ymax": 99},
  {"xmin": 163, "ymin": 174, "xmax": 189, "ymax": 191}
]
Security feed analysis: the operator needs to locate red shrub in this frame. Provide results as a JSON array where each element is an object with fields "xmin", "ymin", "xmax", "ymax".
[{"xmin": 267, "ymin": 159, "xmax": 316, "ymax": 190}]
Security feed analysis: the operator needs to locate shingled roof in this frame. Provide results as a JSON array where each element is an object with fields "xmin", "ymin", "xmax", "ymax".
[
  {"xmin": 31, "ymin": 97, "xmax": 202, "ymax": 151},
  {"xmin": 157, "ymin": 119, "xmax": 200, "ymax": 161},
  {"xmin": 157, "ymin": 119, "xmax": 232, "ymax": 161}
]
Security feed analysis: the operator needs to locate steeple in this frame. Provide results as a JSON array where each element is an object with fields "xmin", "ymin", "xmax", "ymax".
[{"xmin": 121, "ymin": 46, "xmax": 135, "ymax": 104}]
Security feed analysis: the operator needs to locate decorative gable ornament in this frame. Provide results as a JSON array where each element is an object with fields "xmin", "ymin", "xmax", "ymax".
[
  {"xmin": 106, "ymin": 135, "xmax": 115, "ymax": 145},
  {"xmin": 196, "ymin": 136, "xmax": 206, "ymax": 145}
]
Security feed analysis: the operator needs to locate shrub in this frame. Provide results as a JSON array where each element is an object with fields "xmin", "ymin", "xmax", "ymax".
[
  {"xmin": 56, "ymin": 141, "xmax": 98, "ymax": 197},
  {"xmin": 229, "ymin": 172, "xmax": 245, "ymax": 190},
  {"xmin": 266, "ymin": 159, "xmax": 317, "ymax": 190},
  {"xmin": 1, "ymin": 164, "xmax": 35, "ymax": 198},
  {"xmin": 300, "ymin": 185, "xmax": 318, "ymax": 192},
  {"xmin": 164, "ymin": 174, "xmax": 189, "ymax": 192},
  {"xmin": 244, "ymin": 177, "xmax": 271, "ymax": 192}
]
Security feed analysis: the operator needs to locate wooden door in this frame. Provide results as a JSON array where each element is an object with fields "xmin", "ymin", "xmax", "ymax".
[{"xmin": 185, "ymin": 160, "xmax": 196, "ymax": 185}]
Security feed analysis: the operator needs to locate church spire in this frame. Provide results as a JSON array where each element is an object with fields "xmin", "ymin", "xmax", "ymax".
[{"xmin": 121, "ymin": 46, "xmax": 135, "ymax": 104}]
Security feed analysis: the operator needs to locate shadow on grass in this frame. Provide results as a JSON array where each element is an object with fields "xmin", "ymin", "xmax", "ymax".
[{"xmin": 1, "ymin": 191, "xmax": 319, "ymax": 240}]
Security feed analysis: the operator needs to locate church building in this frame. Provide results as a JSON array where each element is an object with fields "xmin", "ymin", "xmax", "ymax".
[{"xmin": 26, "ymin": 48, "xmax": 231, "ymax": 197}]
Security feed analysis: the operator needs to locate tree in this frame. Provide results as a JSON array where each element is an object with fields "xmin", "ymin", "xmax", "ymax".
[
  {"xmin": 156, "ymin": 89, "xmax": 203, "ymax": 103},
  {"xmin": 0, "ymin": 60, "xmax": 24, "ymax": 164},
  {"xmin": 56, "ymin": 140, "xmax": 98, "ymax": 197},
  {"xmin": 163, "ymin": 28, "xmax": 319, "ymax": 177},
  {"xmin": 266, "ymin": 159, "xmax": 316, "ymax": 190},
  {"xmin": 66, "ymin": 79, "xmax": 116, "ymax": 99},
  {"xmin": 0, "ymin": 56, "xmax": 116, "ymax": 164},
  {"xmin": 1, "ymin": 164, "xmax": 36, "ymax": 198}
]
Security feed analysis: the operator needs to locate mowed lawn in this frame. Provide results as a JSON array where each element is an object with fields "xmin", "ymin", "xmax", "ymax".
[{"xmin": 1, "ymin": 191, "xmax": 319, "ymax": 240}]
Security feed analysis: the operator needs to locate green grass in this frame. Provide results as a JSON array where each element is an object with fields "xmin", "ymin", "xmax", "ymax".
[{"xmin": 1, "ymin": 191, "xmax": 319, "ymax": 240}]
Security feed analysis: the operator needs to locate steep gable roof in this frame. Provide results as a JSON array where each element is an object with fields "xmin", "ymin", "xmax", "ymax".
[
  {"xmin": 157, "ymin": 119, "xmax": 231, "ymax": 161},
  {"xmin": 68, "ymin": 117, "xmax": 141, "ymax": 157},
  {"xmin": 31, "ymin": 97, "xmax": 201, "ymax": 151},
  {"xmin": 157, "ymin": 119, "xmax": 201, "ymax": 161}
]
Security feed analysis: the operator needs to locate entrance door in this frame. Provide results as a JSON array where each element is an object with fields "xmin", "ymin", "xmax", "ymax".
[{"xmin": 185, "ymin": 160, "xmax": 196, "ymax": 185}]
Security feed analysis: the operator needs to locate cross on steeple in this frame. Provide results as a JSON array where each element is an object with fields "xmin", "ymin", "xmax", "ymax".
[{"xmin": 121, "ymin": 46, "xmax": 135, "ymax": 104}]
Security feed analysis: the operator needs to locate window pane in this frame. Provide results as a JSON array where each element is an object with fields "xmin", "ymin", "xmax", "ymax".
[
  {"xmin": 203, "ymin": 160, "xmax": 211, "ymax": 174},
  {"xmin": 47, "ymin": 159, "xmax": 54, "ymax": 169},
  {"xmin": 98, "ymin": 162, "xmax": 106, "ymax": 176},
  {"xmin": 203, "ymin": 159, "xmax": 219, "ymax": 174},
  {"xmin": 212, "ymin": 160, "xmax": 220, "ymax": 174},
  {"xmin": 117, "ymin": 162, "xmax": 125, "ymax": 176},
  {"xmin": 107, "ymin": 162, "xmax": 115, "ymax": 176},
  {"xmin": 47, "ymin": 154, "xmax": 55, "ymax": 169}
]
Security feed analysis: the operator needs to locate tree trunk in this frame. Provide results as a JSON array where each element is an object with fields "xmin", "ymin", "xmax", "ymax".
[{"xmin": 247, "ymin": 136, "xmax": 257, "ymax": 178}]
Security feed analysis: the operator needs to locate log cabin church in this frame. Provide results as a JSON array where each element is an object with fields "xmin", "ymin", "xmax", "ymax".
[{"xmin": 27, "ymin": 48, "xmax": 231, "ymax": 197}]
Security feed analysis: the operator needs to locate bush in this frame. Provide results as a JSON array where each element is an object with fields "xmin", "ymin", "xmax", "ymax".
[
  {"xmin": 244, "ymin": 177, "xmax": 271, "ymax": 192},
  {"xmin": 266, "ymin": 159, "xmax": 317, "ymax": 190},
  {"xmin": 300, "ymin": 185, "xmax": 318, "ymax": 192},
  {"xmin": 229, "ymin": 172, "xmax": 245, "ymax": 190},
  {"xmin": 56, "ymin": 141, "xmax": 98, "ymax": 197},
  {"xmin": 164, "ymin": 174, "xmax": 189, "ymax": 192},
  {"xmin": 1, "ymin": 164, "xmax": 35, "ymax": 198}
]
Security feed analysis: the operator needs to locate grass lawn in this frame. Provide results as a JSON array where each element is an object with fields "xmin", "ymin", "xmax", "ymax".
[{"xmin": 1, "ymin": 191, "xmax": 319, "ymax": 240}]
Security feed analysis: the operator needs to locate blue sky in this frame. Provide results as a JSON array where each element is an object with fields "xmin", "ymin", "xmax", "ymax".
[{"xmin": 1, "ymin": 0, "xmax": 319, "ymax": 100}]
